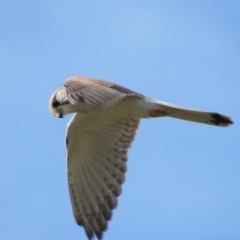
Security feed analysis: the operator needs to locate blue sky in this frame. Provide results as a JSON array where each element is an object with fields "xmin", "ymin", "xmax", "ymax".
[{"xmin": 1, "ymin": 1, "xmax": 239, "ymax": 239}]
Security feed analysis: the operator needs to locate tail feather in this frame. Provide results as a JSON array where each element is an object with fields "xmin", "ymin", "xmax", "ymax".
[{"xmin": 158, "ymin": 101, "xmax": 233, "ymax": 127}]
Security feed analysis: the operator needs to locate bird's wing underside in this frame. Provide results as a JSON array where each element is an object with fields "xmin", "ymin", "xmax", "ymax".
[{"xmin": 66, "ymin": 112, "xmax": 140, "ymax": 239}]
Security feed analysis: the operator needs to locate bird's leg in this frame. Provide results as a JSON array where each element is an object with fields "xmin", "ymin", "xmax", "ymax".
[{"xmin": 149, "ymin": 110, "xmax": 168, "ymax": 117}]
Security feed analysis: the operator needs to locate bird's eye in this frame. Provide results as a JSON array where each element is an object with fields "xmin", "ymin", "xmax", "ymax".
[{"xmin": 52, "ymin": 99, "xmax": 60, "ymax": 107}]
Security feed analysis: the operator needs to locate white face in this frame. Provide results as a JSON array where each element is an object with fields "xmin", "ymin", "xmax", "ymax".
[{"xmin": 49, "ymin": 88, "xmax": 73, "ymax": 118}]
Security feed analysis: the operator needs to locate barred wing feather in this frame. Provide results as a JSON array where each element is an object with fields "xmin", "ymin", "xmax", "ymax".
[{"xmin": 66, "ymin": 113, "xmax": 139, "ymax": 239}]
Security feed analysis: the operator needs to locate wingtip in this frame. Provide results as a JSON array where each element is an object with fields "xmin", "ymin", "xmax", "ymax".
[
  {"xmin": 209, "ymin": 113, "xmax": 234, "ymax": 127},
  {"xmin": 227, "ymin": 119, "xmax": 234, "ymax": 126}
]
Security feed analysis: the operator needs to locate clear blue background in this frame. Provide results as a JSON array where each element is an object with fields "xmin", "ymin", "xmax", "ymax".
[{"xmin": 1, "ymin": 1, "xmax": 239, "ymax": 240}]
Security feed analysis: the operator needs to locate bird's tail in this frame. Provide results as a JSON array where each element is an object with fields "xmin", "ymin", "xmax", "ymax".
[{"xmin": 149, "ymin": 99, "xmax": 233, "ymax": 127}]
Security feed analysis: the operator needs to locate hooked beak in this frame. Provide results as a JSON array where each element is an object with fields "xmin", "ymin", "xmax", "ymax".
[
  {"xmin": 58, "ymin": 109, "xmax": 64, "ymax": 118},
  {"xmin": 53, "ymin": 109, "xmax": 64, "ymax": 118}
]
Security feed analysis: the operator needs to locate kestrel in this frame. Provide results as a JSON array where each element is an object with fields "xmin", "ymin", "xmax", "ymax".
[{"xmin": 49, "ymin": 76, "xmax": 233, "ymax": 239}]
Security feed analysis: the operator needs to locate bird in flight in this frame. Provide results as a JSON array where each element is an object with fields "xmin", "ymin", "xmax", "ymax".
[{"xmin": 49, "ymin": 76, "xmax": 233, "ymax": 240}]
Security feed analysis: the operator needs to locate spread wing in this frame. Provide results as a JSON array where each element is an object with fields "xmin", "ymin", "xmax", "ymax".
[
  {"xmin": 64, "ymin": 76, "xmax": 143, "ymax": 109},
  {"xmin": 66, "ymin": 112, "xmax": 140, "ymax": 239}
]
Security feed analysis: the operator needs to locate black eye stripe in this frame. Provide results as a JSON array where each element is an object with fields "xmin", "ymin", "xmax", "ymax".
[
  {"xmin": 52, "ymin": 99, "xmax": 60, "ymax": 107},
  {"xmin": 52, "ymin": 98, "xmax": 69, "ymax": 107}
]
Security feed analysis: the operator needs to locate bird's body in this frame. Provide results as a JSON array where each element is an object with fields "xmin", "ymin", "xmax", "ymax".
[{"xmin": 49, "ymin": 76, "xmax": 233, "ymax": 240}]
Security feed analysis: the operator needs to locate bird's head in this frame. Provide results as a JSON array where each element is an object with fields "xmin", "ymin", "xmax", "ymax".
[{"xmin": 49, "ymin": 88, "xmax": 73, "ymax": 118}]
